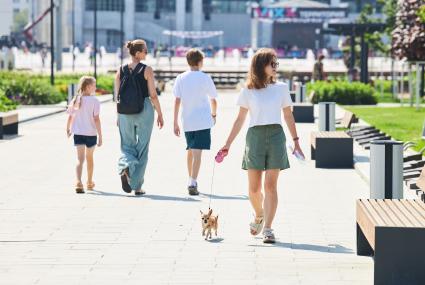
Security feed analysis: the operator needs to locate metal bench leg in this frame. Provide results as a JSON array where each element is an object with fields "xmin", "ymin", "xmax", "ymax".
[
  {"xmin": 374, "ymin": 226, "xmax": 425, "ymax": 285},
  {"xmin": 356, "ymin": 223, "xmax": 373, "ymax": 256},
  {"xmin": 4, "ymin": 122, "xmax": 18, "ymax": 135}
]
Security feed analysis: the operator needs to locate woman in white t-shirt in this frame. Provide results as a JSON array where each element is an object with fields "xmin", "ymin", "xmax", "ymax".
[{"xmin": 221, "ymin": 48, "xmax": 304, "ymax": 243}]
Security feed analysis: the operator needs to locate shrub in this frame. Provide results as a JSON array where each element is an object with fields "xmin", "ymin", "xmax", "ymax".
[
  {"xmin": 3, "ymin": 77, "xmax": 65, "ymax": 105},
  {"xmin": 0, "ymin": 90, "xmax": 18, "ymax": 112},
  {"xmin": 0, "ymin": 71, "xmax": 114, "ymax": 105},
  {"xmin": 307, "ymin": 81, "xmax": 377, "ymax": 105}
]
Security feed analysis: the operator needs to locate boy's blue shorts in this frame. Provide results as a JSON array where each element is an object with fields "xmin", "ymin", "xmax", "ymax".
[{"xmin": 184, "ymin": 129, "xmax": 211, "ymax": 150}]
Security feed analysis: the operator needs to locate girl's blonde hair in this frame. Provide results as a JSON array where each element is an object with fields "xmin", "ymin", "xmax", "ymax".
[
  {"xmin": 70, "ymin": 76, "xmax": 96, "ymax": 110},
  {"xmin": 246, "ymin": 48, "xmax": 277, "ymax": 90}
]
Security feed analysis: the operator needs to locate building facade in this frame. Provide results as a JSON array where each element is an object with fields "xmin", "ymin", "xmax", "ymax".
[
  {"xmin": 32, "ymin": 0, "xmax": 252, "ymax": 51},
  {"xmin": 29, "ymin": 0, "xmax": 383, "ymax": 51},
  {"xmin": 0, "ymin": 1, "xmax": 13, "ymax": 36}
]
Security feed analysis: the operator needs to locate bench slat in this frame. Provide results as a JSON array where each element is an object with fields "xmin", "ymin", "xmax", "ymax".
[
  {"xmin": 377, "ymin": 200, "xmax": 408, "ymax": 227},
  {"xmin": 356, "ymin": 200, "xmax": 377, "ymax": 249},
  {"xmin": 341, "ymin": 111, "xmax": 354, "ymax": 129},
  {"xmin": 369, "ymin": 199, "xmax": 395, "ymax": 226},
  {"xmin": 391, "ymin": 200, "xmax": 424, "ymax": 227},
  {"xmin": 405, "ymin": 200, "xmax": 425, "ymax": 225},
  {"xmin": 411, "ymin": 198, "xmax": 425, "ymax": 213},
  {"xmin": 0, "ymin": 112, "xmax": 18, "ymax": 125},
  {"xmin": 360, "ymin": 199, "xmax": 386, "ymax": 226},
  {"xmin": 398, "ymin": 200, "xmax": 425, "ymax": 227}
]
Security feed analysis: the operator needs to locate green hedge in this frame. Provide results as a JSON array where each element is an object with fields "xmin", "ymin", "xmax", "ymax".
[
  {"xmin": 0, "ymin": 90, "xmax": 18, "ymax": 112},
  {"xmin": 307, "ymin": 81, "xmax": 377, "ymax": 105},
  {"xmin": 3, "ymin": 77, "xmax": 64, "ymax": 105},
  {"xmin": 0, "ymin": 72, "xmax": 114, "ymax": 106}
]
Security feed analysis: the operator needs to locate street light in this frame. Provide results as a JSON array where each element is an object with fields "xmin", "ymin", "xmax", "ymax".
[
  {"xmin": 120, "ymin": 0, "xmax": 124, "ymax": 65},
  {"xmin": 93, "ymin": 0, "xmax": 97, "ymax": 78},
  {"xmin": 72, "ymin": 0, "xmax": 75, "ymax": 72},
  {"xmin": 50, "ymin": 0, "xmax": 54, "ymax": 85}
]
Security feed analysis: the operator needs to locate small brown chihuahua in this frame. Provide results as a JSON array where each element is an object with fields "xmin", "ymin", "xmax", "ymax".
[{"xmin": 200, "ymin": 209, "xmax": 218, "ymax": 240}]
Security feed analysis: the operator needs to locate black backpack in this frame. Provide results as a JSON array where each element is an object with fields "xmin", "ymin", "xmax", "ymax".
[{"xmin": 117, "ymin": 63, "xmax": 146, "ymax": 114}]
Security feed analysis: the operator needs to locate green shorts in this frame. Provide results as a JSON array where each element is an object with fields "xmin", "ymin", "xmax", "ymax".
[{"xmin": 242, "ymin": 124, "xmax": 290, "ymax": 171}]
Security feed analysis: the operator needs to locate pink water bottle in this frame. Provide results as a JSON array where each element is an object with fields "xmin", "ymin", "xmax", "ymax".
[{"xmin": 215, "ymin": 150, "xmax": 228, "ymax": 163}]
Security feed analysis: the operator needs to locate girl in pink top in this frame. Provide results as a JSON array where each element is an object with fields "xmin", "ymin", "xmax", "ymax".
[{"xmin": 66, "ymin": 76, "xmax": 103, "ymax": 194}]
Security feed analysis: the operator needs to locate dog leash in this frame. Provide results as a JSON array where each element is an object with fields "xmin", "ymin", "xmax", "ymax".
[
  {"xmin": 208, "ymin": 159, "xmax": 216, "ymax": 210},
  {"xmin": 208, "ymin": 150, "xmax": 227, "ymax": 209}
]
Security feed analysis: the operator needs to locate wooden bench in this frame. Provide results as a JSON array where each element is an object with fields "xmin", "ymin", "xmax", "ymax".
[
  {"xmin": 404, "ymin": 146, "xmax": 425, "ymax": 162},
  {"xmin": 417, "ymin": 167, "xmax": 425, "ymax": 191},
  {"xmin": 0, "ymin": 111, "xmax": 18, "ymax": 139},
  {"xmin": 356, "ymin": 199, "xmax": 425, "ymax": 285},
  {"xmin": 407, "ymin": 166, "xmax": 425, "ymax": 201},
  {"xmin": 337, "ymin": 111, "xmax": 355, "ymax": 129},
  {"xmin": 310, "ymin": 131, "xmax": 353, "ymax": 168}
]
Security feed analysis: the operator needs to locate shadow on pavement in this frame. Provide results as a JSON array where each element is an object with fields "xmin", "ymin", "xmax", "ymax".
[
  {"xmin": 87, "ymin": 190, "xmax": 201, "ymax": 202},
  {"xmin": 354, "ymin": 155, "xmax": 370, "ymax": 163},
  {"xmin": 0, "ymin": 134, "xmax": 22, "ymax": 142},
  {"xmin": 250, "ymin": 242, "xmax": 353, "ymax": 254},
  {"xmin": 87, "ymin": 190, "xmax": 132, "ymax": 197},
  {"xmin": 200, "ymin": 193, "xmax": 248, "ymax": 200},
  {"xmin": 207, "ymin": 238, "xmax": 224, "ymax": 243},
  {"xmin": 140, "ymin": 194, "xmax": 201, "ymax": 202}
]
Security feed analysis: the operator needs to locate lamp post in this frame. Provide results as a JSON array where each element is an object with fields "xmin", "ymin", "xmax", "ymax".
[
  {"xmin": 120, "ymin": 0, "xmax": 124, "ymax": 65},
  {"xmin": 94, "ymin": 0, "xmax": 97, "ymax": 79},
  {"xmin": 72, "ymin": 0, "xmax": 75, "ymax": 72},
  {"xmin": 50, "ymin": 0, "xmax": 54, "ymax": 85}
]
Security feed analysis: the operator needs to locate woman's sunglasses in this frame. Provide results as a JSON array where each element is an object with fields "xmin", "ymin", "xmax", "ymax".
[{"xmin": 271, "ymin": 61, "xmax": 279, "ymax": 69}]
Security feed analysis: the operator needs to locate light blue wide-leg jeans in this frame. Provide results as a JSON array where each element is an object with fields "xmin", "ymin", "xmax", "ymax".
[{"xmin": 118, "ymin": 98, "xmax": 154, "ymax": 191}]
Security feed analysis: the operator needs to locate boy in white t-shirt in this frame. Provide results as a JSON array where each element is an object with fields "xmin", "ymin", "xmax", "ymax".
[{"xmin": 173, "ymin": 49, "xmax": 218, "ymax": 195}]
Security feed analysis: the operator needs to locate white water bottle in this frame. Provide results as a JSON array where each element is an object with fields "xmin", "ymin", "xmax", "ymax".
[{"xmin": 288, "ymin": 144, "xmax": 306, "ymax": 164}]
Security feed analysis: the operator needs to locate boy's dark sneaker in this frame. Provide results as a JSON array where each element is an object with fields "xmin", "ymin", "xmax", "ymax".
[
  {"xmin": 135, "ymin": 189, "xmax": 146, "ymax": 196},
  {"xmin": 188, "ymin": 185, "xmax": 199, "ymax": 196},
  {"xmin": 120, "ymin": 168, "xmax": 132, "ymax": 193}
]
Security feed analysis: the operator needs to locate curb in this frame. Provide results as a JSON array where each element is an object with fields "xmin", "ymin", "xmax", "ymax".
[{"xmin": 19, "ymin": 95, "xmax": 113, "ymax": 124}]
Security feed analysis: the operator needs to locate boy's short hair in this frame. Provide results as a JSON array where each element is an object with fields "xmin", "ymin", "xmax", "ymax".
[{"xmin": 186, "ymin": 49, "xmax": 204, "ymax": 66}]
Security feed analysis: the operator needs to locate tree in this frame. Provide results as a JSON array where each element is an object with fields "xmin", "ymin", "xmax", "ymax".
[
  {"xmin": 392, "ymin": 0, "xmax": 425, "ymax": 61},
  {"xmin": 12, "ymin": 9, "xmax": 29, "ymax": 33},
  {"xmin": 418, "ymin": 5, "xmax": 425, "ymax": 24},
  {"xmin": 380, "ymin": 0, "xmax": 397, "ymax": 37},
  {"xmin": 357, "ymin": 4, "xmax": 387, "ymax": 54}
]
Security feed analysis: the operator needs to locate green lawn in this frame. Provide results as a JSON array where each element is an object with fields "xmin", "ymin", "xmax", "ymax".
[{"xmin": 344, "ymin": 106, "xmax": 425, "ymax": 152}]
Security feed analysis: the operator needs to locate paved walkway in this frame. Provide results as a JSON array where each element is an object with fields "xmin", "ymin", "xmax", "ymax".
[{"xmin": 0, "ymin": 91, "xmax": 373, "ymax": 284}]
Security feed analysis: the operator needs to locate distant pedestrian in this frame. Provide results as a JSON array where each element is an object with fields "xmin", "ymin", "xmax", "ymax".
[
  {"xmin": 40, "ymin": 47, "xmax": 47, "ymax": 68},
  {"xmin": 66, "ymin": 76, "xmax": 103, "ymax": 194},
  {"xmin": 173, "ymin": 48, "xmax": 218, "ymax": 195},
  {"xmin": 115, "ymin": 39, "xmax": 164, "ymax": 195},
  {"xmin": 312, "ymin": 54, "xmax": 325, "ymax": 81},
  {"xmin": 220, "ymin": 48, "xmax": 304, "ymax": 243}
]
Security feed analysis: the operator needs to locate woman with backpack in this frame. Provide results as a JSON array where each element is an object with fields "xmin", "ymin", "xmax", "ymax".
[{"xmin": 114, "ymin": 39, "xmax": 164, "ymax": 195}]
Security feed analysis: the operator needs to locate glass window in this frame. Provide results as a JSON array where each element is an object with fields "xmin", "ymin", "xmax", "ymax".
[
  {"xmin": 186, "ymin": 0, "xmax": 192, "ymax": 13},
  {"xmin": 135, "ymin": 0, "xmax": 176, "ymax": 13},
  {"xmin": 106, "ymin": 30, "xmax": 123, "ymax": 48},
  {"xmin": 86, "ymin": 0, "xmax": 124, "ymax": 11},
  {"xmin": 210, "ymin": 0, "xmax": 248, "ymax": 14}
]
